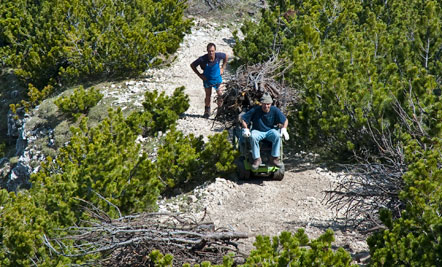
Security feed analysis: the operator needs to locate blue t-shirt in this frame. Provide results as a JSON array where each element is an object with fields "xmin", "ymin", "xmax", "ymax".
[
  {"xmin": 241, "ymin": 106, "xmax": 287, "ymax": 132},
  {"xmin": 192, "ymin": 53, "xmax": 226, "ymax": 72}
]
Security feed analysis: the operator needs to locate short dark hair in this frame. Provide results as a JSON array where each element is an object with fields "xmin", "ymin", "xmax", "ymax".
[{"xmin": 207, "ymin": 43, "xmax": 216, "ymax": 50}]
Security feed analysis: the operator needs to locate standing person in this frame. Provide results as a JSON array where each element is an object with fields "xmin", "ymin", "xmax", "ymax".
[
  {"xmin": 241, "ymin": 93, "xmax": 289, "ymax": 170},
  {"xmin": 190, "ymin": 43, "xmax": 228, "ymax": 118}
]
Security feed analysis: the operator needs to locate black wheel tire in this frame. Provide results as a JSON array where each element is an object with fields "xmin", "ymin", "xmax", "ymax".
[
  {"xmin": 273, "ymin": 164, "xmax": 285, "ymax": 181},
  {"xmin": 237, "ymin": 159, "xmax": 250, "ymax": 179}
]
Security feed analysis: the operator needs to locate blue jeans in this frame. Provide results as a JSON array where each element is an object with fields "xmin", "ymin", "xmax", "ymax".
[{"xmin": 243, "ymin": 129, "xmax": 281, "ymax": 160}]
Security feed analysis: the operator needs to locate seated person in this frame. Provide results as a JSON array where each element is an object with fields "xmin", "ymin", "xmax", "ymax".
[{"xmin": 241, "ymin": 93, "xmax": 289, "ymax": 170}]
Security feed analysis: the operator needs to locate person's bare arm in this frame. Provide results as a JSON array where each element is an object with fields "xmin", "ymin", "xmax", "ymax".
[
  {"xmin": 220, "ymin": 54, "xmax": 228, "ymax": 75},
  {"xmin": 282, "ymin": 118, "xmax": 288, "ymax": 129},
  {"xmin": 190, "ymin": 63, "xmax": 206, "ymax": 80},
  {"xmin": 241, "ymin": 118, "xmax": 248, "ymax": 129}
]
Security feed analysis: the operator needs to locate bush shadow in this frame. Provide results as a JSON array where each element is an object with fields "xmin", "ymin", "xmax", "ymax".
[
  {"xmin": 222, "ymin": 37, "xmax": 236, "ymax": 48},
  {"xmin": 235, "ymin": 175, "xmax": 274, "ymax": 186}
]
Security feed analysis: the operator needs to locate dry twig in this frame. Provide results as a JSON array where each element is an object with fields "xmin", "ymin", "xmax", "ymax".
[
  {"xmin": 323, "ymin": 92, "xmax": 433, "ymax": 232},
  {"xmin": 43, "ymin": 209, "xmax": 248, "ymax": 266},
  {"xmin": 323, "ymin": 163, "xmax": 404, "ymax": 231}
]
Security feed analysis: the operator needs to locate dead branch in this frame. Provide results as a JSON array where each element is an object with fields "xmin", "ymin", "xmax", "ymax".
[
  {"xmin": 44, "ymin": 211, "xmax": 248, "ymax": 266},
  {"xmin": 323, "ymin": 90, "xmax": 434, "ymax": 232},
  {"xmin": 323, "ymin": 162, "xmax": 404, "ymax": 231}
]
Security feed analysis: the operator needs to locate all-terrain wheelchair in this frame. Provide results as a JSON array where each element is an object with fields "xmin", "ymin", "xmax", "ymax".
[{"xmin": 232, "ymin": 125, "xmax": 285, "ymax": 180}]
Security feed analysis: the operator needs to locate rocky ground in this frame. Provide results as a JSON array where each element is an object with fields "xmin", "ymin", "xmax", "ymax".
[
  {"xmin": 3, "ymin": 12, "xmax": 371, "ymax": 266},
  {"xmin": 145, "ymin": 17, "xmax": 371, "ymax": 264},
  {"xmin": 61, "ymin": 15, "xmax": 371, "ymax": 264}
]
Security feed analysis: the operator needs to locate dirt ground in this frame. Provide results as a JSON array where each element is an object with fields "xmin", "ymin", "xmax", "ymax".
[
  {"xmin": 148, "ymin": 17, "xmax": 371, "ymax": 264},
  {"xmin": 17, "ymin": 14, "xmax": 370, "ymax": 264},
  {"xmin": 1, "ymin": 4, "xmax": 372, "ymax": 265}
]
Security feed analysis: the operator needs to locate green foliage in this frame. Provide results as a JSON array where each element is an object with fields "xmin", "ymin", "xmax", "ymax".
[
  {"xmin": 148, "ymin": 230, "xmax": 355, "ymax": 267},
  {"xmin": 9, "ymin": 83, "xmax": 55, "ymax": 113},
  {"xmin": 156, "ymin": 129, "xmax": 238, "ymax": 192},
  {"xmin": 0, "ymin": 0, "xmax": 192, "ymax": 112},
  {"xmin": 0, "ymin": 0, "xmax": 192, "ymax": 88},
  {"xmin": 200, "ymin": 131, "xmax": 239, "ymax": 176},
  {"xmin": 236, "ymin": 2, "xmax": 441, "ymax": 264},
  {"xmin": 0, "ymin": 87, "xmax": 240, "ymax": 265},
  {"xmin": 126, "ymin": 86, "xmax": 190, "ymax": 136},
  {"xmin": 156, "ymin": 128, "xmax": 204, "ymax": 189},
  {"xmin": 32, "ymin": 109, "xmax": 162, "ymax": 221},
  {"xmin": 244, "ymin": 229, "xmax": 355, "ymax": 266},
  {"xmin": 232, "ymin": 8, "xmax": 281, "ymax": 66},
  {"xmin": 149, "ymin": 250, "xmax": 174, "ymax": 267},
  {"xmin": 55, "ymin": 86, "xmax": 103, "ymax": 120},
  {"xmin": 0, "ymin": 190, "xmax": 71, "ymax": 266},
  {"xmin": 234, "ymin": 0, "xmax": 442, "ymax": 158},
  {"xmin": 368, "ymin": 137, "xmax": 442, "ymax": 266}
]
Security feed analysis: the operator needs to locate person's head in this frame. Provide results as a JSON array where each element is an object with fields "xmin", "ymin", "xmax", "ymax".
[
  {"xmin": 260, "ymin": 93, "xmax": 273, "ymax": 113},
  {"xmin": 207, "ymin": 43, "xmax": 216, "ymax": 61}
]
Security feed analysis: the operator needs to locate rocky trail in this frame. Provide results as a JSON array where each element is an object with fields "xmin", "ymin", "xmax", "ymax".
[
  {"xmin": 143, "ymin": 18, "xmax": 370, "ymax": 263},
  {"xmin": 8, "ymin": 16, "xmax": 370, "ymax": 265}
]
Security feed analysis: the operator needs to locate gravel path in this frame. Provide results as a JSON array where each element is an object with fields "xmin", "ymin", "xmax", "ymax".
[
  {"xmin": 34, "ymin": 16, "xmax": 369, "ymax": 263},
  {"xmin": 141, "ymin": 17, "xmax": 235, "ymax": 140},
  {"xmin": 148, "ymin": 17, "xmax": 370, "ymax": 264},
  {"xmin": 10, "ymin": 13, "xmax": 370, "ymax": 265}
]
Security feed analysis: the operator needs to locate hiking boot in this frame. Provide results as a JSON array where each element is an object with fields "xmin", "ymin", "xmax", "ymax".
[
  {"xmin": 251, "ymin": 157, "xmax": 262, "ymax": 170},
  {"xmin": 271, "ymin": 157, "xmax": 283, "ymax": 168},
  {"xmin": 203, "ymin": 106, "xmax": 210, "ymax": 118}
]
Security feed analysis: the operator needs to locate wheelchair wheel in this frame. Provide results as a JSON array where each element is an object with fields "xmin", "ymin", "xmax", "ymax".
[
  {"xmin": 272, "ymin": 164, "xmax": 284, "ymax": 181},
  {"xmin": 237, "ymin": 158, "xmax": 250, "ymax": 179}
]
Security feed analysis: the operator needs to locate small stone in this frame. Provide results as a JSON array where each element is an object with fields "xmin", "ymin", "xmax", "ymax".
[{"xmin": 187, "ymin": 195, "xmax": 197, "ymax": 203}]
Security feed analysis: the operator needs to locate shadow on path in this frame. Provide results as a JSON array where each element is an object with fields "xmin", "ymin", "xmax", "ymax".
[
  {"xmin": 222, "ymin": 37, "xmax": 236, "ymax": 47},
  {"xmin": 285, "ymin": 217, "xmax": 360, "ymax": 233},
  {"xmin": 180, "ymin": 112, "xmax": 204, "ymax": 119},
  {"xmin": 235, "ymin": 175, "xmax": 277, "ymax": 186}
]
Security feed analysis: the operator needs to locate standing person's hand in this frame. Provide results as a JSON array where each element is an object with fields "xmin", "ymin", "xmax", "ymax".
[
  {"xmin": 220, "ymin": 67, "xmax": 224, "ymax": 75},
  {"xmin": 200, "ymin": 74, "xmax": 207, "ymax": 81}
]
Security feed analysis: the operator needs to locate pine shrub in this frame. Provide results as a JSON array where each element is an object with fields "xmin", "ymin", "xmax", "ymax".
[
  {"xmin": 156, "ymin": 129, "xmax": 238, "ymax": 192},
  {"xmin": 233, "ymin": 0, "xmax": 442, "ymax": 159},
  {"xmin": 0, "ymin": 0, "xmax": 191, "ymax": 87},
  {"xmin": 0, "ymin": 86, "xmax": 240, "ymax": 265},
  {"xmin": 0, "ymin": 0, "xmax": 192, "ymax": 110},
  {"xmin": 0, "ymin": 190, "xmax": 72, "ymax": 266},
  {"xmin": 149, "ymin": 229, "xmax": 356, "ymax": 267},
  {"xmin": 54, "ymin": 86, "xmax": 103, "ymax": 120},
  {"xmin": 125, "ymin": 86, "xmax": 189, "ymax": 137},
  {"xmin": 368, "ymin": 137, "xmax": 442, "ymax": 266},
  {"xmin": 242, "ymin": 229, "xmax": 355, "ymax": 266}
]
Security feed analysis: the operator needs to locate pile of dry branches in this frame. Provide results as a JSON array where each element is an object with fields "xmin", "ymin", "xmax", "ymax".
[
  {"xmin": 44, "ymin": 205, "xmax": 248, "ymax": 266},
  {"xmin": 215, "ymin": 56, "xmax": 297, "ymax": 128}
]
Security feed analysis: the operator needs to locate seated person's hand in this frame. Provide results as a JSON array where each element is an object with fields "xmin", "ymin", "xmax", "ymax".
[
  {"xmin": 281, "ymin": 128, "xmax": 289, "ymax": 140},
  {"xmin": 242, "ymin": 128, "xmax": 251, "ymax": 137}
]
